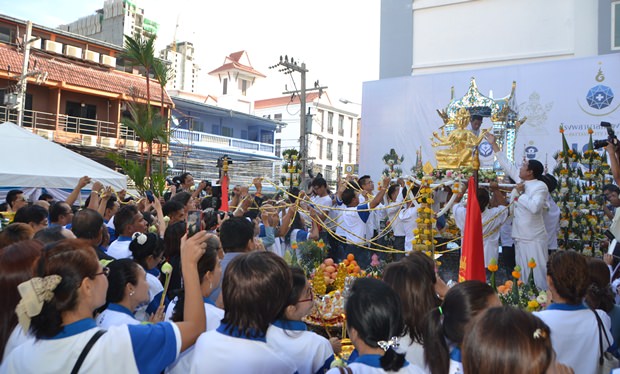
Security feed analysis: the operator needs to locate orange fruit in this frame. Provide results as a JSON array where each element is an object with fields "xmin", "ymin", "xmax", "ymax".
[
  {"xmin": 347, "ymin": 253, "xmax": 355, "ymax": 261},
  {"xmin": 354, "ymin": 266, "xmax": 360, "ymax": 273},
  {"xmin": 343, "ymin": 259, "xmax": 350, "ymax": 266}
]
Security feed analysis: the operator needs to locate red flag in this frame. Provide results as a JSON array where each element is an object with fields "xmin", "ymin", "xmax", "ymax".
[
  {"xmin": 458, "ymin": 176, "xmax": 486, "ymax": 282},
  {"xmin": 220, "ymin": 174, "xmax": 229, "ymax": 212}
]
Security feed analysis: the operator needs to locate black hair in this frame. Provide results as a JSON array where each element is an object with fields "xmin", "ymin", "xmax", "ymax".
[
  {"xmin": 542, "ymin": 174, "xmax": 558, "ymax": 193},
  {"xmin": 278, "ymin": 267, "xmax": 308, "ymax": 318},
  {"xmin": 424, "ymin": 280, "xmax": 496, "ymax": 374},
  {"xmin": 311, "ymin": 177, "xmax": 327, "ymax": 188},
  {"xmin": 129, "ymin": 232, "xmax": 164, "ymax": 269},
  {"xmin": 105, "ymin": 259, "xmax": 140, "ymax": 303},
  {"xmin": 33, "ymin": 226, "xmax": 67, "ymax": 244},
  {"xmin": 179, "ymin": 172, "xmax": 192, "ymax": 184},
  {"xmin": 162, "ymin": 200, "xmax": 185, "ymax": 217},
  {"xmin": 13, "ymin": 205, "xmax": 47, "ymax": 225},
  {"xmin": 114, "ymin": 205, "xmax": 139, "ymax": 235},
  {"xmin": 357, "ymin": 175, "xmax": 371, "ymax": 188},
  {"xmin": 71, "ymin": 209, "xmax": 104, "ymax": 240},
  {"xmin": 164, "ymin": 221, "xmax": 186, "ymax": 259},
  {"xmin": 219, "ymin": 217, "xmax": 254, "ymax": 252},
  {"xmin": 171, "ymin": 236, "xmax": 221, "ymax": 322},
  {"xmin": 171, "ymin": 191, "xmax": 192, "ymax": 207},
  {"xmin": 38, "ymin": 193, "xmax": 54, "ymax": 202},
  {"xmin": 202, "ymin": 208, "xmax": 219, "ymax": 231},
  {"xmin": 6, "ymin": 190, "xmax": 23, "ymax": 208},
  {"xmin": 341, "ymin": 188, "xmax": 357, "ymax": 206},
  {"xmin": 471, "ymin": 114, "xmax": 483, "ymax": 121},
  {"xmin": 142, "ymin": 211, "xmax": 154, "ymax": 227},
  {"xmin": 527, "ymin": 159, "xmax": 545, "ymax": 180},
  {"xmin": 603, "ymin": 184, "xmax": 620, "ymax": 194},
  {"xmin": 49, "ymin": 202, "xmax": 71, "ymax": 223},
  {"xmin": 477, "ymin": 188, "xmax": 490, "ymax": 212},
  {"xmin": 347, "ymin": 277, "xmax": 406, "ymax": 372}
]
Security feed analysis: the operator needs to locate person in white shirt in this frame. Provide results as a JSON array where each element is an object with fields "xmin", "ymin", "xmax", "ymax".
[
  {"xmin": 267, "ymin": 268, "xmax": 339, "ymax": 373},
  {"xmin": 107, "ymin": 205, "xmax": 148, "ymax": 259},
  {"xmin": 385, "ymin": 184, "xmax": 406, "ymax": 252},
  {"xmin": 486, "ymin": 133, "xmax": 549, "ymax": 289},
  {"xmin": 96, "ymin": 259, "xmax": 156, "ymax": 328},
  {"xmin": 334, "ymin": 177, "xmax": 390, "ymax": 268},
  {"xmin": 325, "ymin": 277, "xmax": 424, "ymax": 374},
  {"xmin": 1, "ymin": 234, "xmax": 210, "ymax": 374},
  {"xmin": 452, "ymin": 185, "xmax": 508, "ymax": 268},
  {"xmin": 358, "ymin": 175, "xmax": 387, "ymax": 248},
  {"xmin": 190, "ymin": 251, "xmax": 297, "ymax": 373},
  {"xmin": 165, "ymin": 235, "xmax": 224, "ymax": 374},
  {"xmin": 603, "ymin": 184, "xmax": 620, "ymax": 240},
  {"xmin": 130, "ymin": 232, "xmax": 167, "ymax": 321},
  {"xmin": 534, "ymin": 251, "xmax": 613, "ymax": 374}
]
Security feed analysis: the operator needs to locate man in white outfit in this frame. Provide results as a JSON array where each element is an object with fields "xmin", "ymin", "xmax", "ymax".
[{"xmin": 486, "ymin": 133, "xmax": 549, "ymax": 289}]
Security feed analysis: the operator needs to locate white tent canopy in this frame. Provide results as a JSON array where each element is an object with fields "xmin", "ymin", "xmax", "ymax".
[{"xmin": 0, "ymin": 122, "xmax": 126, "ymax": 200}]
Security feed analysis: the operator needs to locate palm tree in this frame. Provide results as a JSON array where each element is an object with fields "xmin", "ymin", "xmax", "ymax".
[
  {"xmin": 151, "ymin": 59, "xmax": 174, "ymax": 172},
  {"xmin": 122, "ymin": 102, "xmax": 168, "ymax": 181},
  {"xmin": 122, "ymin": 34, "xmax": 156, "ymax": 107}
]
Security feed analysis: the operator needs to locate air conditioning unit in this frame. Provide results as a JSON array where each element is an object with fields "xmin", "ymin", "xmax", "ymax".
[
  {"xmin": 30, "ymin": 38, "xmax": 41, "ymax": 49},
  {"xmin": 81, "ymin": 134, "xmax": 97, "ymax": 146},
  {"xmin": 100, "ymin": 136, "xmax": 117, "ymax": 149},
  {"xmin": 101, "ymin": 54, "xmax": 116, "ymax": 68},
  {"xmin": 124, "ymin": 139, "xmax": 139, "ymax": 151},
  {"xmin": 44, "ymin": 40, "xmax": 63, "ymax": 54},
  {"xmin": 84, "ymin": 50, "xmax": 100, "ymax": 63},
  {"xmin": 64, "ymin": 45, "xmax": 83, "ymax": 58},
  {"xmin": 36, "ymin": 129, "xmax": 54, "ymax": 140}
]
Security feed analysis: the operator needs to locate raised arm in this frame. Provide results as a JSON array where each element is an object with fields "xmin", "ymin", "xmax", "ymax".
[
  {"xmin": 369, "ymin": 176, "xmax": 391, "ymax": 209},
  {"xmin": 66, "ymin": 176, "xmax": 91, "ymax": 206}
]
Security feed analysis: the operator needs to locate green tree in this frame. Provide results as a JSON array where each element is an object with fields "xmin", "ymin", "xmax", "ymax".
[
  {"xmin": 151, "ymin": 59, "xmax": 174, "ymax": 172},
  {"xmin": 122, "ymin": 34, "xmax": 156, "ymax": 108}
]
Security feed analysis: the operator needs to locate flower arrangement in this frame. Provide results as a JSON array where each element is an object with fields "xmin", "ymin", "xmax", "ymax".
[
  {"xmin": 496, "ymin": 262, "xmax": 548, "ymax": 312},
  {"xmin": 412, "ymin": 178, "xmax": 437, "ymax": 253},
  {"xmin": 382, "ymin": 148, "xmax": 404, "ymax": 178},
  {"xmin": 365, "ymin": 253, "xmax": 386, "ymax": 279},
  {"xmin": 281, "ymin": 149, "xmax": 302, "ymax": 187}
]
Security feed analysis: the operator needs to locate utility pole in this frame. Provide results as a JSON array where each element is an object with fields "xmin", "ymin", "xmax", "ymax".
[
  {"xmin": 269, "ymin": 56, "xmax": 327, "ymax": 187},
  {"xmin": 16, "ymin": 21, "xmax": 33, "ymax": 127}
]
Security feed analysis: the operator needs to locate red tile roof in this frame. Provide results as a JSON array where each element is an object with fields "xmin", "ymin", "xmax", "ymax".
[
  {"xmin": 254, "ymin": 92, "xmax": 329, "ymax": 109},
  {"xmin": 0, "ymin": 43, "xmax": 172, "ymax": 105},
  {"xmin": 208, "ymin": 50, "xmax": 266, "ymax": 78}
]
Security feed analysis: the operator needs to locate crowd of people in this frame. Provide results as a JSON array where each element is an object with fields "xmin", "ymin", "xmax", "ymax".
[{"xmin": 0, "ymin": 145, "xmax": 619, "ymax": 373}]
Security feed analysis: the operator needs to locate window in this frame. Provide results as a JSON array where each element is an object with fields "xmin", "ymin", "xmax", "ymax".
[
  {"xmin": 338, "ymin": 115, "xmax": 344, "ymax": 136},
  {"xmin": 260, "ymin": 131, "xmax": 273, "ymax": 144},
  {"xmin": 325, "ymin": 165, "xmax": 333, "ymax": 183},
  {"xmin": 275, "ymin": 139, "xmax": 281, "ymax": 157},
  {"xmin": 319, "ymin": 110, "xmax": 324, "ymax": 132},
  {"xmin": 211, "ymin": 124, "xmax": 220, "ymax": 135},
  {"xmin": 240, "ymin": 79, "xmax": 248, "ymax": 96},
  {"xmin": 337, "ymin": 141, "xmax": 343, "ymax": 162},
  {"xmin": 221, "ymin": 126, "xmax": 233, "ymax": 137},
  {"xmin": 319, "ymin": 138, "xmax": 323, "ymax": 158},
  {"xmin": 327, "ymin": 139, "xmax": 333, "ymax": 160},
  {"xmin": 223, "ymin": 78, "xmax": 228, "ymax": 95},
  {"xmin": 614, "ymin": 1, "xmax": 620, "ymax": 49},
  {"xmin": 274, "ymin": 113, "xmax": 282, "ymax": 133},
  {"xmin": 350, "ymin": 118, "xmax": 354, "ymax": 138},
  {"xmin": 348, "ymin": 142, "xmax": 353, "ymax": 163},
  {"xmin": 327, "ymin": 112, "xmax": 334, "ymax": 133},
  {"xmin": 0, "ymin": 26, "xmax": 13, "ymax": 44}
]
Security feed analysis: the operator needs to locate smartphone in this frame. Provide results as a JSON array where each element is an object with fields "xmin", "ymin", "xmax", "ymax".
[
  {"xmin": 187, "ymin": 210, "xmax": 202, "ymax": 237},
  {"xmin": 145, "ymin": 190, "xmax": 155, "ymax": 203}
]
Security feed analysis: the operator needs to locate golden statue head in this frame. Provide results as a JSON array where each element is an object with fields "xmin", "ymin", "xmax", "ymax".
[{"xmin": 455, "ymin": 108, "xmax": 471, "ymax": 129}]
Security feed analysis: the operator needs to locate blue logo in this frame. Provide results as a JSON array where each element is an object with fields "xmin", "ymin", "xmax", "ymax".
[
  {"xmin": 586, "ymin": 85, "xmax": 614, "ymax": 110},
  {"xmin": 478, "ymin": 141, "xmax": 493, "ymax": 157},
  {"xmin": 525, "ymin": 146, "xmax": 538, "ymax": 159}
]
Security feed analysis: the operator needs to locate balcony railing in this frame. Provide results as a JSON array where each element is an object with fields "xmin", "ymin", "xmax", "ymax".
[
  {"xmin": 0, "ymin": 105, "xmax": 165, "ymax": 155},
  {"xmin": 171, "ymin": 128, "xmax": 275, "ymax": 155}
]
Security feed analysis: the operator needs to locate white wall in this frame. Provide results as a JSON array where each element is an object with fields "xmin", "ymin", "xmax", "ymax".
[{"xmin": 411, "ymin": 0, "xmax": 599, "ymax": 74}]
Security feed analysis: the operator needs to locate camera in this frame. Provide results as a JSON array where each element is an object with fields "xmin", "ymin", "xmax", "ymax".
[{"xmin": 593, "ymin": 121, "xmax": 617, "ymax": 149}]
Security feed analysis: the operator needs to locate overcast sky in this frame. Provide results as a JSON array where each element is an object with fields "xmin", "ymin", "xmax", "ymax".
[{"xmin": 0, "ymin": 0, "xmax": 380, "ymax": 106}]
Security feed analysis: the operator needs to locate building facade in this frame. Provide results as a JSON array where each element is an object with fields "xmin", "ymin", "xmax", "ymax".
[
  {"xmin": 59, "ymin": 0, "xmax": 158, "ymax": 47},
  {"xmin": 160, "ymin": 41, "xmax": 201, "ymax": 93},
  {"xmin": 380, "ymin": 0, "xmax": 619, "ymax": 78},
  {"xmin": 0, "ymin": 15, "xmax": 171, "ymax": 167},
  {"xmin": 254, "ymin": 93, "xmax": 359, "ymax": 186}
]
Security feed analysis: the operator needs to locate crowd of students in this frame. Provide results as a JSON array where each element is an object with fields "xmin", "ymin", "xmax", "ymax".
[{"xmin": 0, "ymin": 171, "xmax": 617, "ymax": 373}]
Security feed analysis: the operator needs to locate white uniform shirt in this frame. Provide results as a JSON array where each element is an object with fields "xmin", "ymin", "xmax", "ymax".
[
  {"xmin": 135, "ymin": 271, "xmax": 165, "ymax": 322},
  {"xmin": 0, "ymin": 318, "xmax": 181, "ymax": 374},
  {"xmin": 534, "ymin": 304, "xmax": 612, "ymax": 374},
  {"xmin": 165, "ymin": 298, "xmax": 224, "ymax": 374},
  {"xmin": 107, "ymin": 236, "xmax": 133, "ymax": 259},
  {"xmin": 96, "ymin": 303, "xmax": 140, "ymax": 328},
  {"xmin": 499, "ymin": 215, "xmax": 514, "ymax": 247},
  {"xmin": 395, "ymin": 333, "xmax": 425, "ymax": 368},
  {"xmin": 452, "ymin": 203, "xmax": 508, "ymax": 266},
  {"xmin": 190, "ymin": 323, "xmax": 297, "ymax": 373},
  {"xmin": 336, "ymin": 204, "xmax": 371, "ymax": 245},
  {"xmin": 2, "ymin": 326, "xmax": 31, "ymax": 362},
  {"xmin": 325, "ymin": 354, "xmax": 424, "ymax": 374},
  {"xmin": 266, "ymin": 319, "xmax": 334, "ymax": 374},
  {"xmin": 386, "ymin": 187, "xmax": 406, "ymax": 237},
  {"xmin": 399, "ymin": 203, "xmax": 420, "ymax": 252}
]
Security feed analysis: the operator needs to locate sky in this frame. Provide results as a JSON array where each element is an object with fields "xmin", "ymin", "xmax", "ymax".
[{"xmin": 0, "ymin": 0, "xmax": 380, "ymax": 107}]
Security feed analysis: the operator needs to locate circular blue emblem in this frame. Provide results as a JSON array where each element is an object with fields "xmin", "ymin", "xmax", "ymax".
[{"xmin": 586, "ymin": 85, "xmax": 614, "ymax": 110}]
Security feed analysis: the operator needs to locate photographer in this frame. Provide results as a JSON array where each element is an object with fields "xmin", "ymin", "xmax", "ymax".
[
  {"xmin": 603, "ymin": 184, "xmax": 620, "ymax": 240},
  {"xmin": 606, "ymin": 140, "xmax": 620, "ymax": 186}
]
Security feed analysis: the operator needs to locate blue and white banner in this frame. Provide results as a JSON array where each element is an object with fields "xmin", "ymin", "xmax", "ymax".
[{"xmin": 360, "ymin": 54, "xmax": 620, "ymax": 178}]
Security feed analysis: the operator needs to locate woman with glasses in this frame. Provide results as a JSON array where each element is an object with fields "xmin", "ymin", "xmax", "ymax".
[
  {"xmin": 266, "ymin": 267, "xmax": 340, "ymax": 374},
  {"xmin": 96, "ymin": 259, "xmax": 154, "ymax": 328},
  {"xmin": 130, "ymin": 232, "xmax": 167, "ymax": 321},
  {"xmin": 0, "ymin": 235, "xmax": 208, "ymax": 373}
]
